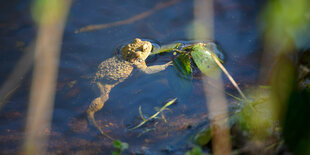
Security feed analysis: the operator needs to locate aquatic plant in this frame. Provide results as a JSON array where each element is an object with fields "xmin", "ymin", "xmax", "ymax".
[{"xmin": 130, "ymin": 98, "xmax": 177, "ymax": 130}]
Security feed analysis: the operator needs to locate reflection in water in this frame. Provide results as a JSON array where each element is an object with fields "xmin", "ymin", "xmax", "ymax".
[{"xmin": 75, "ymin": 0, "xmax": 183, "ymax": 33}]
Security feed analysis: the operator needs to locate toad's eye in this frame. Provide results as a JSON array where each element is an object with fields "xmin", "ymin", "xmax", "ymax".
[
  {"xmin": 138, "ymin": 59, "xmax": 143, "ymax": 62},
  {"xmin": 143, "ymin": 44, "xmax": 148, "ymax": 51}
]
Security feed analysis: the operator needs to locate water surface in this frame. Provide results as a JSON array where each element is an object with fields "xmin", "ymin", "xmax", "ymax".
[{"xmin": 0, "ymin": 0, "xmax": 264, "ymax": 153}]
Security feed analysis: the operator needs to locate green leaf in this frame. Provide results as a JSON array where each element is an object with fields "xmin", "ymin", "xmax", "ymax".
[
  {"xmin": 151, "ymin": 43, "xmax": 183, "ymax": 55},
  {"xmin": 194, "ymin": 126, "xmax": 212, "ymax": 146},
  {"xmin": 113, "ymin": 140, "xmax": 122, "ymax": 149},
  {"xmin": 173, "ymin": 53, "xmax": 192, "ymax": 76},
  {"xmin": 282, "ymin": 88, "xmax": 310, "ymax": 155},
  {"xmin": 233, "ymin": 88, "xmax": 274, "ymax": 140},
  {"xmin": 113, "ymin": 140, "xmax": 129, "ymax": 152},
  {"xmin": 112, "ymin": 152, "xmax": 120, "ymax": 155},
  {"xmin": 185, "ymin": 146, "xmax": 206, "ymax": 155},
  {"xmin": 191, "ymin": 44, "xmax": 221, "ymax": 76},
  {"xmin": 191, "ymin": 44, "xmax": 220, "ymax": 76}
]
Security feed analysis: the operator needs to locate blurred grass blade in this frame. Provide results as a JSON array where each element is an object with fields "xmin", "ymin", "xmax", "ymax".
[
  {"xmin": 139, "ymin": 106, "xmax": 146, "ymax": 121},
  {"xmin": 0, "ymin": 44, "xmax": 35, "ymax": 110},
  {"xmin": 24, "ymin": 0, "xmax": 72, "ymax": 154}
]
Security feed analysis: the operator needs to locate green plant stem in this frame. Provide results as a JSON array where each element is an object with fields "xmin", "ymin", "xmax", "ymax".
[
  {"xmin": 130, "ymin": 98, "xmax": 177, "ymax": 130},
  {"xmin": 210, "ymin": 54, "xmax": 247, "ymax": 101}
]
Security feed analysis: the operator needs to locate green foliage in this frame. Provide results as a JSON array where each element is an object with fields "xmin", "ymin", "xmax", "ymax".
[
  {"xmin": 112, "ymin": 140, "xmax": 129, "ymax": 155},
  {"xmin": 194, "ymin": 126, "xmax": 212, "ymax": 146},
  {"xmin": 173, "ymin": 53, "xmax": 192, "ymax": 76},
  {"xmin": 261, "ymin": 0, "xmax": 310, "ymax": 50},
  {"xmin": 185, "ymin": 146, "xmax": 207, "ymax": 155},
  {"xmin": 282, "ymin": 88, "xmax": 310, "ymax": 155},
  {"xmin": 191, "ymin": 44, "xmax": 221, "ymax": 76},
  {"xmin": 151, "ymin": 42, "xmax": 223, "ymax": 78},
  {"xmin": 234, "ymin": 89, "xmax": 274, "ymax": 140},
  {"xmin": 151, "ymin": 43, "xmax": 183, "ymax": 55}
]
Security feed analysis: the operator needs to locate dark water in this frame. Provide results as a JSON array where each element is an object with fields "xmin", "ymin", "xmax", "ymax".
[{"xmin": 0, "ymin": 0, "xmax": 264, "ymax": 154}]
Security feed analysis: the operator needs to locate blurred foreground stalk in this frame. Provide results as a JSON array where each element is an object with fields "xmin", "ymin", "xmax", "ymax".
[
  {"xmin": 23, "ymin": 0, "xmax": 71, "ymax": 154},
  {"xmin": 193, "ymin": 0, "xmax": 231, "ymax": 154}
]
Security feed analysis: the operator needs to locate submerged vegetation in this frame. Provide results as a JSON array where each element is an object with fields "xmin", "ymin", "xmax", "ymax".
[
  {"xmin": 130, "ymin": 98, "xmax": 177, "ymax": 130},
  {"xmin": 152, "ymin": 42, "xmax": 223, "ymax": 77},
  {"xmin": 112, "ymin": 140, "xmax": 129, "ymax": 155},
  {"xmin": 152, "ymin": 41, "xmax": 283, "ymax": 154}
]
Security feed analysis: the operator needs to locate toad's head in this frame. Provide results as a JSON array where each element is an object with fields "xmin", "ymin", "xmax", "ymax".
[{"xmin": 121, "ymin": 38, "xmax": 152, "ymax": 64}]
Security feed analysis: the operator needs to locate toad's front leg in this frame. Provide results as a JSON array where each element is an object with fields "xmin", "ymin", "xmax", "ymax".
[{"xmin": 139, "ymin": 61, "xmax": 172, "ymax": 74}]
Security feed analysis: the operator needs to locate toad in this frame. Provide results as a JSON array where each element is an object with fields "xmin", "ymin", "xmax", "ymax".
[{"xmin": 87, "ymin": 38, "xmax": 171, "ymax": 138}]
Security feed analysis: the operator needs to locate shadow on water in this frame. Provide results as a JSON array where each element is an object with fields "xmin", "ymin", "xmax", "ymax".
[{"xmin": 0, "ymin": 0, "xmax": 264, "ymax": 154}]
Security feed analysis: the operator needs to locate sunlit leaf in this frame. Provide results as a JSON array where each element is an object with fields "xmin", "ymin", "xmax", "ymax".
[
  {"xmin": 204, "ymin": 42, "xmax": 224, "ymax": 63},
  {"xmin": 151, "ymin": 43, "xmax": 183, "ymax": 55},
  {"xmin": 191, "ymin": 44, "xmax": 221, "ymax": 76},
  {"xmin": 173, "ymin": 53, "xmax": 192, "ymax": 76}
]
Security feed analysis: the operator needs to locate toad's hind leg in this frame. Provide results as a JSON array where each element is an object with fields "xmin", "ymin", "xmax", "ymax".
[{"xmin": 87, "ymin": 83, "xmax": 115, "ymax": 140}]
